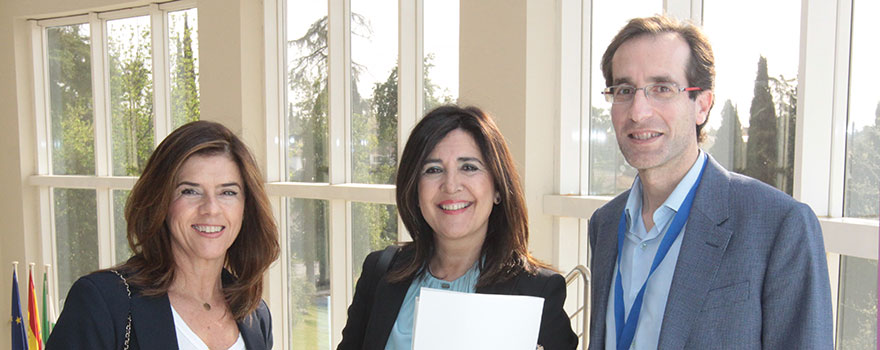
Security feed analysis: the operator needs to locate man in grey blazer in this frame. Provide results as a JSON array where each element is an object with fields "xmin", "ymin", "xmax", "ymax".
[{"xmin": 588, "ymin": 16, "xmax": 833, "ymax": 349}]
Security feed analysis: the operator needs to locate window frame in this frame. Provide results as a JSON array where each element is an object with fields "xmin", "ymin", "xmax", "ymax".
[
  {"xmin": 263, "ymin": 0, "xmax": 425, "ymax": 347},
  {"xmin": 548, "ymin": 0, "xmax": 877, "ymax": 343},
  {"xmin": 29, "ymin": 0, "xmax": 199, "ymax": 311}
]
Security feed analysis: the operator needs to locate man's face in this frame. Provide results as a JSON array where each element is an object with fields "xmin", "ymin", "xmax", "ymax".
[{"xmin": 609, "ymin": 33, "xmax": 712, "ymax": 175}]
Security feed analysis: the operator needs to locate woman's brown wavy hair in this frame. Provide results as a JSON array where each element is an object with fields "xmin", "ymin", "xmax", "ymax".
[
  {"xmin": 387, "ymin": 105, "xmax": 549, "ymax": 287},
  {"xmin": 117, "ymin": 120, "xmax": 279, "ymax": 321}
]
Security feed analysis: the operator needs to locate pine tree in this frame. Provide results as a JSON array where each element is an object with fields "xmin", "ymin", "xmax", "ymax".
[
  {"xmin": 744, "ymin": 56, "xmax": 779, "ymax": 186},
  {"xmin": 171, "ymin": 13, "xmax": 200, "ymax": 128},
  {"xmin": 710, "ymin": 99, "xmax": 746, "ymax": 172}
]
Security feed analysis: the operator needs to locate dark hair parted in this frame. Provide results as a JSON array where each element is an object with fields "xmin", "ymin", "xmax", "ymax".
[
  {"xmin": 601, "ymin": 15, "xmax": 715, "ymax": 142},
  {"xmin": 388, "ymin": 105, "xmax": 548, "ymax": 287},
  {"xmin": 118, "ymin": 120, "xmax": 279, "ymax": 321}
]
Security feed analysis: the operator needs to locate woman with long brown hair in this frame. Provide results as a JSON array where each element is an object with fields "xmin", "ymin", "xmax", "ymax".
[
  {"xmin": 47, "ymin": 121, "xmax": 279, "ymax": 350},
  {"xmin": 338, "ymin": 105, "xmax": 577, "ymax": 349}
]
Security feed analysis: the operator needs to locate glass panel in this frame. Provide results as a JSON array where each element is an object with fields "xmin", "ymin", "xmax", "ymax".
[
  {"xmin": 836, "ymin": 255, "xmax": 877, "ymax": 349},
  {"xmin": 703, "ymin": 0, "xmax": 800, "ymax": 194},
  {"xmin": 286, "ymin": 1, "xmax": 329, "ymax": 183},
  {"xmin": 113, "ymin": 190, "xmax": 132, "ymax": 264},
  {"xmin": 168, "ymin": 8, "xmax": 201, "ymax": 128},
  {"xmin": 351, "ymin": 202, "xmax": 397, "ymax": 290},
  {"xmin": 47, "ymin": 24, "xmax": 95, "ymax": 176},
  {"xmin": 53, "ymin": 188, "xmax": 98, "ymax": 309},
  {"xmin": 107, "ymin": 16, "xmax": 155, "ymax": 176},
  {"xmin": 423, "ymin": 0, "xmax": 458, "ymax": 113},
  {"xmin": 588, "ymin": 1, "xmax": 660, "ymax": 195},
  {"xmin": 287, "ymin": 198, "xmax": 331, "ymax": 349},
  {"xmin": 844, "ymin": 0, "xmax": 880, "ymax": 218},
  {"xmin": 350, "ymin": 0, "xmax": 398, "ymax": 184}
]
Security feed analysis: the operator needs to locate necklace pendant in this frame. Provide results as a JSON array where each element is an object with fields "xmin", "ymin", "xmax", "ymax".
[{"xmin": 203, "ymin": 302, "xmax": 211, "ymax": 311}]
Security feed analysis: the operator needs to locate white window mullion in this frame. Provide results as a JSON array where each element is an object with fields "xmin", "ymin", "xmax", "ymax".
[
  {"xmin": 32, "ymin": 21, "xmax": 51, "ymax": 175},
  {"xmin": 264, "ymin": 0, "xmax": 285, "ymax": 184},
  {"xmin": 89, "ymin": 12, "xmax": 114, "ymax": 268},
  {"xmin": 329, "ymin": 199, "xmax": 348, "ymax": 346},
  {"xmin": 328, "ymin": 0, "xmax": 350, "ymax": 345},
  {"xmin": 827, "ymin": 0, "xmax": 853, "ymax": 219},
  {"xmin": 794, "ymin": 0, "xmax": 839, "ymax": 216},
  {"xmin": 263, "ymin": 0, "xmax": 286, "ymax": 346},
  {"xmin": 269, "ymin": 196, "xmax": 289, "ymax": 350},
  {"xmin": 151, "ymin": 4, "xmax": 171, "ymax": 140},
  {"xmin": 91, "ymin": 12, "xmax": 111, "ymax": 177},
  {"xmin": 397, "ymin": 0, "xmax": 420, "ymax": 243},
  {"xmin": 96, "ymin": 188, "xmax": 113, "ymax": 267}
]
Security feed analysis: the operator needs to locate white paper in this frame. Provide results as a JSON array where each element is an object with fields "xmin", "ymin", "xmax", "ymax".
[{"xmin": 412, "ymin": 287, "xmax": 544, "ymax": 350}]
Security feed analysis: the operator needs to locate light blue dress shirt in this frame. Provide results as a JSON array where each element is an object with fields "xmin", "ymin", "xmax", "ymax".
[
  {"xmin": 605, "ymin": 150, "xmax": 706, "ymax": 350},
  {"xmin": 385, "ymin": 262, "xmax": 480, "ymax": 350}
]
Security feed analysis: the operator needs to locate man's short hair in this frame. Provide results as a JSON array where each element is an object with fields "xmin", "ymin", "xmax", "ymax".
[{"xmin": 601, "ymin": 15, "xmax": 715, "ymax": 142}]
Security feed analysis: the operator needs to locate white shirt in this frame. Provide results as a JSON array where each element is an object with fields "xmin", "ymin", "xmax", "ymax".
[{"xmin": 171, "ymin": 304, "xmax": 246, "ymax": 350}]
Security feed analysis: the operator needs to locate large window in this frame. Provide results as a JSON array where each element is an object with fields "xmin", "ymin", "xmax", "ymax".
[
  {"xmin": 34, "ymin": 2, "xmax": 200, "ymax": 308},
  {"xmin": 274, "ymin": 0, "xmax": 459, "ymax": 347},
  {"xmin": 551, "ymin": 1, "xmax": 878, "ymax": 349},
  {"xmin": 587, "ymin": 0, "xmax": 662, "ymax": 196},
  {"xmin": 703, "ymin": 0, "xmax": 800, "ymax": 195}
]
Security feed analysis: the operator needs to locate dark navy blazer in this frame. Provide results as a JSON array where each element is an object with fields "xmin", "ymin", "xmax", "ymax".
[
  {"xmin": 337, "ymin": 247, "xmax": 578, "ymax": 350},
  {"xmin": 46, "ymin": 270, "xmax": 273, "ymax": 350}
]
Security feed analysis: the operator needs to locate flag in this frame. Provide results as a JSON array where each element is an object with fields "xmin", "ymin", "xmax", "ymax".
[
  {"xmin": 11, "ymin": 267, "xmax": 28, "ymax": 350},
  {"xmin": 40, "ymin": 266, "xmax": 56, "ymax": 344},
  {"xmin": 27, "ymin": 267, "xmax": 42, "ymax": 350}
]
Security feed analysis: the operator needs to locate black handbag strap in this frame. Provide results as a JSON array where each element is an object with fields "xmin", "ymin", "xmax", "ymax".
[{"xmin": 375, "ymin": 244, "xmax": 400, "ymax": 278}]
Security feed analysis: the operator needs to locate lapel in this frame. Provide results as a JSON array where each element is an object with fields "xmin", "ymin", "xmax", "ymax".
[
  {"xmin": 130, "ymin": 290, "xmax": 179, "ymax": 349},
  {"xmin": 238, "ymin": 311, "xmax": 268, "ymax": 350},
  {"xmin": 657, "ymin": 156, "xmax": 733, "ymax": 348},
  {"xmin": 589, "ymin": 192, "xmax": 628, "ymax": 348},
  {"xmin": 363, "ymin": 272, "xmax": 412, "ymax": 349}
]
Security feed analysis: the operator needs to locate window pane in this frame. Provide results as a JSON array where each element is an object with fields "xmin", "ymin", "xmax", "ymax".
[
  {"xmin": 47, "ymin": 24, "xmax": 95, "ymax": 176},
  {"xmin": 287, "ymin": 198, "xmax": 331, "ymax": 349},
  {"xmin": 423, "ymin": 0, "xmax": 458, "ymax": 113},
  {"xmin": 286, "ymin": 1, "xmax": 329, "ymax": 183},
  {"xmin": 351, "ymin": 202, "xmax": 397, "ymax": 291},
  {"xmin": 168, "ymin": 8, "xmax": 201, "ymax": 128},
  {"xmin": 836, "ymin": 255, "xmax": 877, "ymax": 349},
  {"xmin": 113, "ymin": 190, "xmax": 132, "ymax": 264},
  {"xmin": 108, "ymin": 16, "xmax": 155, "ymax": 176},
  {"xmin": 588, "ymin": 1, "xmax": 660, "ymax": 195},
  {"xmin": 703, "ymin": 0, "xmax": 800, "ymax": 195},
  {"xmin": 844, "ymin": 0, "xmax": 880, "ymax": 218},
  {"xmin": 350, "ymin": 0, "xmax": 398, "ymax": 184},
  {"xmin": 53, "ymin": 188, "xmax": 97, "ymax": 309}
]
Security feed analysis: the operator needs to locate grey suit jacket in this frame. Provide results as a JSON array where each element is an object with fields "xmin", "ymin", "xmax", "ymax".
[{"xmin": 587, "ymin": 155, "xmax": 833, "ymax": 349}]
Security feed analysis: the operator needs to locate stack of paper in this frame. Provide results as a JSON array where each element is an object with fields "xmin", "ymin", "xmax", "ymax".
[{"xmin": 412, "ymin": 288, "xmax": 545, "ymax": 350}]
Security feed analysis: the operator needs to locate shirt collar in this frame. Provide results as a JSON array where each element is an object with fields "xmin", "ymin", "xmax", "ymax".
[{"xmin": 623, "ymin": 150, "xmax": 707, "ymax": 233}]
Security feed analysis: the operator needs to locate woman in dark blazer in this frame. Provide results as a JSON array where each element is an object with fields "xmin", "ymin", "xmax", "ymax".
[
  {"xmin": 338, "ymin": 105, "xmax": 578, "ymax": 350},
  {"xmin": 46, "ymin": 121, "xmax": 279, "ymax": 350}
]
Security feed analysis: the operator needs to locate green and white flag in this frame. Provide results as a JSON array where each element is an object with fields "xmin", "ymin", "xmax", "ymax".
[{"xmin": 41, "ymin": 265, "xmax": 56, "ymax": 344}]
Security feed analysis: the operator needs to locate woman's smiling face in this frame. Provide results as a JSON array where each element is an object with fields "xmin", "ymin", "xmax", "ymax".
[
  {"xmin": 418, "ymin": 129, "xmax": 498, "ymax": 246},
  {"xmin": 166, "ymin": 153, "xmax": 245, "ymax": 265}
]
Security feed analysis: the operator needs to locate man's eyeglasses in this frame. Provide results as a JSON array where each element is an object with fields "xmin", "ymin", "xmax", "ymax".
[{"xmin": 601, "ymin": 82, "xmax": 702, "ymax": 104}]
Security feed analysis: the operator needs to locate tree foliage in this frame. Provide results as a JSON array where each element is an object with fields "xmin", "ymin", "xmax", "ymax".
[
  {"xmin": 171, "ymin": 13, "xmax": 200, "ymax": 128},
  {"xmin": 710, "ymin": 99, "xmax": 745, "ymax": 173},
  {"xmin": 844, "ymin": 101, "xmax": 880, "ymax": 217},
  {"xmin": 47, "ymin": 26, "xmax": 99, "ymax": 306},
  {"xmin": 744, "ymin": 56, "xmax": 779, "ymax": 186},
  {"xmin": 108, "ymin": 22, "xmax": 154, "ymax": 176}
]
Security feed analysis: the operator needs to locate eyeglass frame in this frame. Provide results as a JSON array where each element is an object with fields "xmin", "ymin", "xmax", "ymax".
[{"xmin": 601, "ymin": 82, "xmax": 702, "ymax": 104}]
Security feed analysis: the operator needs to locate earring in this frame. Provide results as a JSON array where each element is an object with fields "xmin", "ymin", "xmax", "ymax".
[{"xmin": 494, "ymin": 193, "xmax": 501, "ymax": 205}]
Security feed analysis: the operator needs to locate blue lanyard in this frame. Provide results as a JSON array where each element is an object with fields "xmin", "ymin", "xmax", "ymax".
[{"xmin": 614, "ymin": 157, "xmax": 707, "ymax": 350}]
